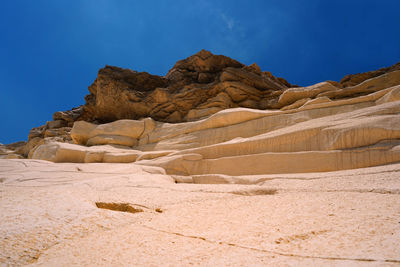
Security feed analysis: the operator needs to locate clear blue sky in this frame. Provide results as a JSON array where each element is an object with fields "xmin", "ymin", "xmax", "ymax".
[{"xmin": 1, "ymin": 0, "xmax": 399, "ymax": 144}]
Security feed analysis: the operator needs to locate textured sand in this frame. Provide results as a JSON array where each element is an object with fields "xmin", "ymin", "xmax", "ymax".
[{"xmin": 1, "ymin": 159, "xmax": 399, "ymax": 266}]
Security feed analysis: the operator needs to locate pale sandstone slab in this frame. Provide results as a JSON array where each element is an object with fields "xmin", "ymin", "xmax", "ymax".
[
  {"xmin": 87, "ymin": 134, "xmax": 138, "ymax": 147},
  {"xmin": 31, "ymin": 142, "xmax": 142, "ymax": 163},
  {"xmin": 70, "ymin": 119, "xmax": 148, "ymax": 147},
  {"xmin": 376, "ymin": 85, "xmax": 400, "ymax": 104},
  {"xmin": 32, "ymin": 99, "xmax": 400, "ymax": 176},
  {"xmin": 278, "ymin": 82, "xmax": 338, "ymax": 107},
  {"xmin": 0, "ymin": 159, "xmax": 399, "ymax": 266},
  {"xmin": 69, "ymin": 121, "xmax": 97, "ymax": 145},
  {"xmin": 320, "ymin": 70, "xmax": 400, "ymax": 99},
  {"xmin": 61, "ymin": 81, "xmax": 400, "ymax": 158}
]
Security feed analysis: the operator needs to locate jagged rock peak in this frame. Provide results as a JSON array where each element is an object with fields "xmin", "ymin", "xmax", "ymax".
[
  {"xmin": 3, "ymin": 52, "xmax": 400, "ymax": 165},
  {"xmin": 52, "ymin": 51, "xmax": 400, "ymax": 127},
  {"xmin": 166, "ymin": 49, "xmax": 244, "ymax": 76},
  {"xmin": 79, "ymin": 50, "xmax": 293, "ymax": 123},
  {"xmin": 96, "ymin": 65, "xmax": 167, "ymax": 92}
]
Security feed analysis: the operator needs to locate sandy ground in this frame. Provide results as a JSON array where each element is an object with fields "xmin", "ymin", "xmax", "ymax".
[{"xmin": 1, "ymin": 159, "xmax": 400, "ymax": 266}]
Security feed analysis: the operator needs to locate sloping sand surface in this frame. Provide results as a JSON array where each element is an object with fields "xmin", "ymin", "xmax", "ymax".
[{"xmin": 1, "ymin": 159, "xmax": 399, "ymax": 266}]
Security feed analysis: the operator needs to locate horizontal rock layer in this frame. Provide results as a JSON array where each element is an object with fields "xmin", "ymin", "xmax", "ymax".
[
  {"xmin": 3, "ymin": 51, "xmax": 400, "ymax": 178},
  {"xmin": 28, "ymin": 70, "xmax": 400, "ymax": 176},
  {"xmin": 2, "ymin": 51, "xmax": 400, "ymax": 266}
]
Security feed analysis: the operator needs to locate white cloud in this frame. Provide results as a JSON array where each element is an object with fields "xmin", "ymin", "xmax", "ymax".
[{"xmin": 221, "ymin": 13, "xmax": 234, "ymax": 30}]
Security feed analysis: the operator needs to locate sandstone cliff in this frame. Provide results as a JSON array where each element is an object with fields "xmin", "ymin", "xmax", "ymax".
[
  {"xmin": 81, "ymin": 49, "xmax": 292, "ymax": 123},
  {"xmin": 2, "ymin": 51, "xmax": 400, "ymax": 266},
  {"xmin": 2, "ymin": 50, "xmax": 400, "ymax": 177}
]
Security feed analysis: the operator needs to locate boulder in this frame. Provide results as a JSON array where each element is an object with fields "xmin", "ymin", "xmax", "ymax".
[
  {"xmin": 70, "ymin": 121, "xmax": 97, "ymax": 145},
  {"xmin": 70, "ymin": 119, "xmax": 149, "ymax": 147}
]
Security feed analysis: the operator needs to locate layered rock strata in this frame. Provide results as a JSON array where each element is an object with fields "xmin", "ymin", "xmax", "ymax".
[
  {"xmin": 80, "ymin": 50, "xmax": 292, "ymax": 123},
  {"xmin": 2, "ymin": 51, "xmax": 400, "ymax": 178},
  {"xmin": 29, "ymin": 71, "xmax": 400, "ymax": 176},
  {"xmin": 2, "ymin": 52, "xmax": 400, "ymax": 266}
]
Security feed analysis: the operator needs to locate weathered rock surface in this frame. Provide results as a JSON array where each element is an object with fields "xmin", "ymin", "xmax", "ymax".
[
  {"xmin": 80, "ymin": 50, "xmax": 292, "ymax": 123},
  {"xmin": 11, "ymin": 52, "xmax": 399, "ymax": 161},
  {"xmin": 70, "ymin": 119, "xmax": 149, "ymax": 147},
  {"xmin": 340, "ymin": 61, "xmax": 400, "ymax": 87},
  {"xmin": 2, "ymin": 52, "xmax": 400, "ymax": 266},
  {"xmin": 0, "ymin": 141, "xmax": 26, "ymax": 159},
  {"xmin": 5, "ymin": 50, "xmax": 294, "ymax": 158},
  {"xmin": 29, "ymin": 71, "xmax": 400, "ymax": 177},
  {"xmin": 1, "ymin": 159, "xmax": 400, "ymax": 265},
  {"xmin": 3, "ymin": 56, "xmax": 400, "ymax": 177}
]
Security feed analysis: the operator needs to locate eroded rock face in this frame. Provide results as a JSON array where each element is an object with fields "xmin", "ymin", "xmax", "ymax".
[
  {"xmin": 53, "ymin": 106, "xmax": 85, "ymax": 126},
  {"xmin": 52, "ymin": 51, "xmax": 399, "ymax": 129},
  {"xmin": 3, "ymin": 52, "xmax": 400, "ymax": 267},
  {"xmin": 31, "ymin": 75, "xmax": 400, "ymax": 176},
  {"xmin": 4, "ymin": 73, "xmax": 400, "ymax": 262},
  {"xmin": 70, "ymin": 119, "xmax": 153, "ymax": 147},
  {"xmin": 79, "ymin": 49, "xmax": 292, "ymax": 123},
  {"xmin": 3, "ymin": 51, "xmax": 400, "ymax": 164},
  {"xmin": 339, "ymin": 62, "xmax": 400, "ymax": 87},
  {"xmin": 0, "ymin": 142, "xmax": 26, "ymax": 159}
]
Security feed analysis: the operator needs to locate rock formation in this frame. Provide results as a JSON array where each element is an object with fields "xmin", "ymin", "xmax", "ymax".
[
  {"xmin": 11, "ymin": 54, "xmax": 400, "ymax": 177},
  {"xmin": 29, "ymin": 81, "xmax": 400, "ymax": 176},
  {"xmin": 339, "ymin": 61, "xmax": 400, "ymax": 87},
  {"xmin": 1, "ymin": 51, "xmax": 400, "ymax": 265},
  {"xmin": 80, "ymin": 50, "xmax": 292, "ymax": 123},
  {"xmin": 2, "ymin": 50, "xmax": 400, "ymax": 177},
  {"xmin": 3, "ymin": 50, "xmax": 398, "ymax": 167},
  {"xmin": 2, "ymin": 159, "xmax": 400, "ymax": 265}
]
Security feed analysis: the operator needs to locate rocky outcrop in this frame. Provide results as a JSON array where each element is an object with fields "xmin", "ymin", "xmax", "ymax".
[
  {"xmin": 3, "ymin": 51, "xmax": 400, "ymax": 169},
  {"xmin": 0, "ymin": 142, "xmax": 25, "ymax": 159},
  {"xmin": 8, "ymin": 50, "xmax": 293, "ymax": 158},
  {"xmin": 23, "ymin": 123, "xmax": 73, "ymax": 159},
  {"xmin": 30, "ymin": 71, "xmax": 400, "ymax": 176},
  {"xmin": 339, "ymin": 61, "xmax": 400, "ymax": 87},
  {"xmin": 70, "ymin": 118, "xmax": 155, "ymax": 147},
  {"xmin": 53, "ymin": 106, "xmax": 85, "ymax": 126},
  {"xmin": 80, "ymin": 50, "xmax": 292, "ymax": 123},
  {"xmin": 2, "ymin": 53, "xmax": 400, "ymax": 266},
  {"xmin": 277, "ymin": 70, "xmax": 400, "ymax": 108}
]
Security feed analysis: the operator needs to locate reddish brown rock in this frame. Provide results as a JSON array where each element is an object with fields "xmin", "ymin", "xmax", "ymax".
[
  {"xmin": 340, "ymin": 62, "xmax": 400, "ymax": 87},
  {"xmin": 78, "ymin": 50, "xmax": 292, "ymax": 123},
  {"xmin": 13, "ymin": 51, "xmax": 400, "ymax": 160}
]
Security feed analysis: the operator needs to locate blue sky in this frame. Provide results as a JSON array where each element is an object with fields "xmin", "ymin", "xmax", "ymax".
[{"xmin": 1, "ymin": 0, "xmax": 400, "ymax": 144}]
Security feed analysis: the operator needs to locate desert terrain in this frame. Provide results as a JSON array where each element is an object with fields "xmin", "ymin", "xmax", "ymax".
[{"xmin": 1, "ymin": 51, "xmax": 400, "ymax": 266}]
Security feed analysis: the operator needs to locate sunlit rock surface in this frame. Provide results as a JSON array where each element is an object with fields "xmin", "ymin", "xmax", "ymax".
[
  {"xmin": 1, "ymin": 52, "xmax": 400, "ymax": 265},
  {"xmin": 29, "ymin": 72, "xmax": 400, "ymax": 176},
  {"xmin": 1, "ymin": 159, "xmax": 400, "ymax": 265}
]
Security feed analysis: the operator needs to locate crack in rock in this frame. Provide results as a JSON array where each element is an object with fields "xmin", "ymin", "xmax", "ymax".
[{"xmin": 141, "ymin": 225, "xmax": 400, "ymax": 264}]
